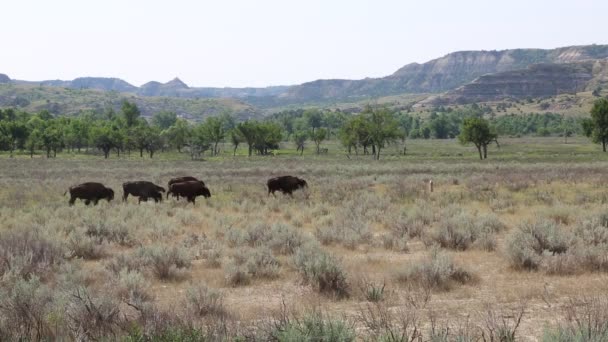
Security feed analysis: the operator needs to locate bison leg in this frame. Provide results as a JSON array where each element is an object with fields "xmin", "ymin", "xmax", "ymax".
[
  {"xmin": 84, "ymin": 199, "xmax": 91, "ymax": 205},
  {"xmin": 93, "ymin": 198, "xmax": 99, "ymax": 205},
  {"xmin": 69, "ymin": 196, "xmax": 76, "ymax": 206}
]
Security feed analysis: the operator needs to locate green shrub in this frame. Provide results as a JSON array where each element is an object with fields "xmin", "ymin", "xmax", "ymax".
[
  {"xmin": 271, "ymin": 311, "xmax": 355, "ymax": 342},
  {"xmin": 0, "ymin": 228, "xmax": 64, "ymax": 280},
  {"xmin": 137, "ymin": 245, "xmax": 191, "ymax": 280},
  {"xmin": 268, "ymin": 223, "xmax": 305, "ymax": 255}
]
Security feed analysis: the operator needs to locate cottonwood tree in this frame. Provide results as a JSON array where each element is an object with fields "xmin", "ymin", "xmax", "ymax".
[
  {"xmin": 458, "ymin": 117, "xmax": 497, "ymax": 160},
  {"xmin": 165, "ymin": 119, "xmax": 191, "ymax": 153},
  {"xmin": 121, "ymin": 101, "xmax": 140, "ymax": 128},
  {"xmin": 310, "ymin": 128, "xmax": 327, "ymax": 154},
  {"xmin": 294, "ymin": 131, "xmax": 308, "ymax": 155},
  {"xmin": 229, "ymin": 129, "xmax": 243, "ymax": 156},
  {"xmin": 363, "ymin": 106, "xmax": 402, "ymax": 160},
  {"xmin": 583, "ymin": 98, "xmax": 608, "ymax": 152},
  {"xmin": 201, "ymin": 117, "xmax": 225, "ymax": 156}
]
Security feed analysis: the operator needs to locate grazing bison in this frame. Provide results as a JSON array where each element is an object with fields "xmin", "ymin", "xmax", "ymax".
[
  {"xmin": 65, "ymin": 182, "xmax": 114, "ymax": 206},
  {"xmin": 267, "ymin": 175, "xmax": 308, "ymax": 196},
  {"xmin": 167, "ymin": 176, "xmax": 203, "ymax": 199},
  {"xmin": 122, "ymin": 181, "xmax": 166, "ymax": 203},
  {"xmin": 168, "ymin": 181, "xmax": 211, "ymax": 204}
]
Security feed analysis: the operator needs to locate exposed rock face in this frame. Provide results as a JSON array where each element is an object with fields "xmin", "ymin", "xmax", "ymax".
[
  {"xmin": 282, "ymin": 45, "xmax": 608, "ymax": 104},
  {"xmin": 424, "ymin": 59, "xmax": 608, "ymax": 105},
  {"xmin": 0, "ymin": 74, "xmax": 10, "ymax": 83}
]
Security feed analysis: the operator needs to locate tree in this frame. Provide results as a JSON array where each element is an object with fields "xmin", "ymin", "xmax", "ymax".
[
  {"xmin": 121, "ymin": 101, "xmax": 140, "ymax": 127},
  {"xmin": 25, "ymin": 129, "xmax": 42, "ymax": 158},
  {"xmin": 593, "ymin": 86, "xmax": 603, "ymax": 97},
  {"xmin": 364, "ymin": 106, "xmax": 402, "ymax": 160},
  {"xmin": 294, "ymin": 131, "xmax": 308, "ymax": 156},
  {"xmin": 584, "ymin": 98, "xmax": 608, "ymax": 151},
  {"xmin": 236, "ymin": 121, "xmax": 258, "ymax": 157},
  {"xmin": 40, "ymin": 121, "xmax": 63, "ymax": 158},
  {"xmin": 165, "ymin": 119, "xmax": 191, "ymax": 153},
  {"xmin": 310, "ymin": 128, "xmax": 327, "ymax": 154},
  {"xmin": 229, "ymin": 129, "xmax": 243, "ymax": 156},
  {"xmin": 145, "ymin": 127, "xmax": 163, "ymax": 158},
  {"xmin": 0, "ymin": 120, "xmax": 27, "ymax": 157},
  {"xmin": 90, "ymin": 124, "xmax": 115, "ymax": 159},
  {"xmin": 151, "ymin": 111, "xmax": 177, "ymax": 130},
  {"xmin": 458, "ymin": 117, "xmax": 497, "ymax": 160},
  {"xmin": 200, "ymin": 117, "xmax": 225, "ymax": 156},
  {"xmin": 304, "ymin": 109, "xmax": 323, "ymax": 134}
]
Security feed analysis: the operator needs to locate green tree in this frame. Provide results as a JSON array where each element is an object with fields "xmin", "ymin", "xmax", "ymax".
[
  {"xmin": 151, "ymin": 111, "xmax": 177, "ymax": 130},
  {"xmin": 40, "ymin": 121, "xmax": 64, "ymax": 158},
  {"xmin": 90, "ymin": 124, "xmax": 116, "ymax": 159},
  {"xmin": 294, "ymin": 131, "xmax": 308, "ymax": 156},
  {"xmin": 458, "ymin": 117, "xmax": 497, "ymax": 160},
  {"xmin": 364, "ymin": 106, "xmax": 402, "ymax": 160},
  {"xmin": 229, "ymin": 129, "xmax": 243, "ymax": 156},
  {"xmin": 25, "ymin": 129, "xmax": 42, "ymax": 158},
  {"xmin": 121, "ymin": 100, "xmax": 140, "ymax": 127},
  {"xmin": 304, "ymin": 109, "xmax": 323, "ymax": 134},
  {"xmin": 0, "ymin": 120, "xmax": 27, "ymax": 157},
  {"xmin": 584, "ymin": 98, "xmax": 608, "ymax": 152},
  {"xmin": 165, "ymin": 119, "xmax": 191, "ymax": 153},
  {"xmin": 310, "ymin": 128, "xmax": 327, "ymax": 154},
  {"xmin": 236, "ymin": 121, "xmax": 258, "ymax": 157},
  {"xmin": 201, "ymin": 117, "xmax": 225, "ymax": 156},
  {"xmin": 145, "ymin": 126, "xmax": 164, "ymax": 158}
]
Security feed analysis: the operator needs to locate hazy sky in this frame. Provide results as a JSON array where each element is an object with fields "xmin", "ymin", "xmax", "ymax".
[{"xmin": 2, "ymin": 0, "xmax": 606, "ymax": 87}]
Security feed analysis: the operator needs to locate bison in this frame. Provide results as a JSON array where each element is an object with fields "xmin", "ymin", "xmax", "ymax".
[
  {"xmin": 168, "ymin": 181, "xmax": 211, "ymax": 204},
  {"xmin": 267, "ymin": 175, "xmax": 308, "ymax": 196},
  {"xmin": 65, "ymin": 182, "xmax": 114, "ymax": 206},
  {"xmin": 122, "ymin": 181, "xmax": 166, "ymax": 203},
  {"xmin": 167, "ymin": 176, "xmax": 204, "ymax": 199}
]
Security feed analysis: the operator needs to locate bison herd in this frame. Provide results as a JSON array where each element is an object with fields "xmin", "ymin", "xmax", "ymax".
[{"xmin": 65, "ymin": 175, "xmax": 307, "ymax": 206}]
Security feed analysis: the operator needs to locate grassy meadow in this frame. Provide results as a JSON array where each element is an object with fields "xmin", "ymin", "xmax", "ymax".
[{"xmin": 2, "ymin": 137, "xmax": 608, "ymax": 340}]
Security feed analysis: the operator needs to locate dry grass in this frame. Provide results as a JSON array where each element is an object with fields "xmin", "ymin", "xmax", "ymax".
[{"xmin": 2, "ymin": 153, "xmax": 608, "ymax": 339}]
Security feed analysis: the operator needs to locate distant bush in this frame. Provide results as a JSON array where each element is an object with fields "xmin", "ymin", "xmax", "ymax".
[
  {"xmin": 270, "ymin": 311, "xmax": 355, "ymax": 341},
  {"xmin": 183, "ymin": 283, "xmax": 226, "ymax": 318},
  {"xmin": 137, "ymin": 245, "xmax": 191, "ymax": 280},
  {"xmin": 245, "ymin": 247, "xmax": 281, "ymax": 279},
  {"xmin": 396, "ymin": 248, "xmax": 474, "ymax": 291},
  {"xmin": 268, "ymin": 223, "xmax": 305, "ymax": 255},
  {"xmin": 543, "ymin": 297, "xmax": 608, "ymax": 342},
  {"xmin": 0, "ymin": 276, "xmax": 54, "ymax": 340},
  {"xmin": 294, "ymin": 244, "xmax": 350, "ymax": 298},
  {"xmin": 224, "ymin": 261, "xmax": 250, "ymax": 287},
  {"xmin": 0, "ymin": 228, "xmax": 64, "ymax": 280}
]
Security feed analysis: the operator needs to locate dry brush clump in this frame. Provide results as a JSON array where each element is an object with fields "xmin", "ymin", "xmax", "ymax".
[
  {"xmin": 425, "ymin": 210, "xmax": 505, "ymax": 252},
  {"xmin": 293, "ymin": 243, "xmax": 350, "ymax": 298},
  {"xmin": 507, "ymin": 214, "xmax": 608, "ymax": 274},
  {"xmin": 395, "ymin": 247, "xmax": 475, "ymax": 292}
]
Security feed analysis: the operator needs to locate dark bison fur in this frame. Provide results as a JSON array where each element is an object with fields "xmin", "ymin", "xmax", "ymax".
[
  {"xmin": 123, "ymin": 181, "xmax": 165, "ymax": 203},
  {"xmin": 167, "ymin": 176, "xmax": 203, "ymax": 199},
  {"xmin": 168, "ymin": 181, "xmax": 211, "ymax": 204},
  {"xmin": 267, "ymin": 176, "xmax": 308, "ymax": 196},
  {"xmin": 65, "ymin": 182, "xmax": 114, "ymax": 206}
]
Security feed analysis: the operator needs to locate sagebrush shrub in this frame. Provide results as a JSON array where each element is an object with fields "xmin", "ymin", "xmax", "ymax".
[
  {"xmin": 137, "ymin": 245, "xmax": 191, "ymax": 280},
  {"xmin": 396, "ymin": 248, "xmax": 474, "ymax": 291},
  {"xmin": 294, "ymin": 244, "xmax": 349, "ymax": 298},
  {"xmin": 0, "ymin": 228, "xmax": 64, "ymax": 280}
]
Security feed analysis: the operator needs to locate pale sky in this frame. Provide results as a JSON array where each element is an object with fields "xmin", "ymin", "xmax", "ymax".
[{"xmin": 2, "ymin": 0, "xmax": 606, "ymax": 87}]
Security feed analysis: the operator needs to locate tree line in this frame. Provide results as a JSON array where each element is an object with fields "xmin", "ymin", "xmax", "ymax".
[{"xmin": 0, "ymin": 99, "xmax": 604, "ymax": 160}]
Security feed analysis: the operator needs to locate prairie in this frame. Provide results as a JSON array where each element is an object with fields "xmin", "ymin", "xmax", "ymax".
[{"xmin": 1, "ymin": 137, "xmax": 608, "ymax": 340}]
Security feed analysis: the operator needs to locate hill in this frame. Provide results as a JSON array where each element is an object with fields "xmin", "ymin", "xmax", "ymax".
[
  {"xmin": 2, "ymin": 44, "xmax": 608, "ymax": 110},
  {"xmin": 0, "ymin": 83, "xmax": 262, "ymax": 121},
  {"xmin": 423, "ymin": 59, "xmax": 608, "ymax": 105}
]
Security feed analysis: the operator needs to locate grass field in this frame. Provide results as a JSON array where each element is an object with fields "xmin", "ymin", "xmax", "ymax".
[{"xmin": 2, "ymin": 137, "xmax": 608, "ymax": 340}]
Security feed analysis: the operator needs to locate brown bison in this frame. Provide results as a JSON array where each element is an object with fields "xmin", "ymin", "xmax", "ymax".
[
  {"xmin": 168, "ymin": 181, "xmax": 211, "ymax": 204},
  {"xmin": 267, "ymin": 175, "xmax": 308, "ymax": 196},
  {"xmin": 65, "ymin": 182, "xmax": 114, "ymax": 206},
  {"xmin": 122, "ymin": 181, "xmax": 165, "ymax": 203},
  {"xmin": 167, "ymin": 176, "xmax": 204, "ymax": 199}
]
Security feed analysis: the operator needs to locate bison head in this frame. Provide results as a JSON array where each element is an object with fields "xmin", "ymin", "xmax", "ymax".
[
  {"xmin": 106, "ymin": 188, "xmax": 115, "ymax": 201},
  {"xmin": 202, "ymin": 187, "xmax": 212, "ymax": 198},
  {"xmin": 298, "ymin": 179, "xmax": 308, "ymax": 188}
]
